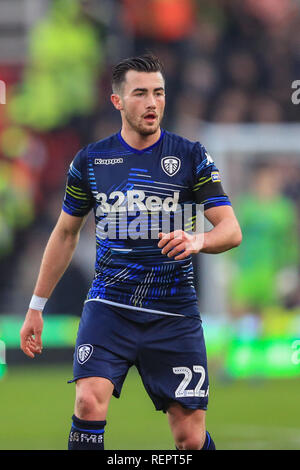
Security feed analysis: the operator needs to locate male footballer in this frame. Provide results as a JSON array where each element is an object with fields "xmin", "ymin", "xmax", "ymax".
[{"xmin": 20, "ymin": 54, "xmax": 242, "ymax": 450}]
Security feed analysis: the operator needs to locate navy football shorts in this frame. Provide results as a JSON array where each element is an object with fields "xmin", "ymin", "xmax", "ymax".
[{"xmin": 69, "ymin": 300, "xmax": 209, "ymax": 412}]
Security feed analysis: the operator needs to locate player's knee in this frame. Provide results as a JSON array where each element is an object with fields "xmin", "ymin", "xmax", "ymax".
[
  {"xmin": 75, "ymin": 392, "xmax": 101, "ymax": 419},
  {"xmin": 176, "ymin": 432, "xmax": 206, "ymax": 450},
  {"xmin": 75, "ymin": 387, "xmax": 107, "ymax": 419},
  {"xmin": 75, "ymin": 377, "xmax": 113, "ymax": 420}
]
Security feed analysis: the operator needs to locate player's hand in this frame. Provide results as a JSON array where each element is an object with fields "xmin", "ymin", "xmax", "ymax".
[
  {"xmin": 20, "ymin": 309, "xmax": 44, "ymax": 358},
  {"xmin": 158, "ymin": 230, "xmax": 204, "ymax": 260}
]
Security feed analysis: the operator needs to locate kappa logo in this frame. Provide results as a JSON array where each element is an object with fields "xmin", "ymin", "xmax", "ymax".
[
  {"xmin": 94, "ymin": 158, "xmax": 123, "ymax": 165},
  {"xmin": 77, "ymin": 344, "xmax": 93, "ymax": 364},
  {"xmin": 161, "ymin": 156, "xmax": 181, "ymax": 177}
]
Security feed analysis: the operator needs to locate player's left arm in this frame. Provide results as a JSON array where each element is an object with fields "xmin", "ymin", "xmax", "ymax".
[
  {"xmin": 200, "ymin": 204, "xmax": 242, "ymax": 253},
  {"xmin": 158, "ymin": 205, "xmax": 242, "ymax": 260}
]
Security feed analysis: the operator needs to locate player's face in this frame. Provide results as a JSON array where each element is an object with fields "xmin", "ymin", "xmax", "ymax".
[{"xmin": 117, "ymin": 70, "xmax": 165, "ymax": 136}]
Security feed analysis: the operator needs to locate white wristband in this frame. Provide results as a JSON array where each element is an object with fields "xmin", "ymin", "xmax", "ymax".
[{"xmin": 29, "ymin": 295, "xmax": 48, "ymax": 312}]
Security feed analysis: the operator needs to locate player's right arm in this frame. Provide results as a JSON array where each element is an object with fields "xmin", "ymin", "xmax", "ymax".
[{"xmin": 20, "ymin": 210, "xmax": 87, "ymax": 358}]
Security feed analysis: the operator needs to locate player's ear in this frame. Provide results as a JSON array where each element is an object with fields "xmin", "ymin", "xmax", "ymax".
[{"xmin": 111, "ymin": 93, "xmax": 123, "ymax": 111}]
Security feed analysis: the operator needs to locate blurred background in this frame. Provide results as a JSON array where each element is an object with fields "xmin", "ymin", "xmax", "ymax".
[{"xmin": 0, "ymin": 0, "xmax": 300, "ymax": 450}]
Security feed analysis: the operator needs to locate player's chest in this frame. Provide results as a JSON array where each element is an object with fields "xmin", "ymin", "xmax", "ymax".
[{"xmin": 88, "ymin": 150, "xmax": 193, "ymax": 206}]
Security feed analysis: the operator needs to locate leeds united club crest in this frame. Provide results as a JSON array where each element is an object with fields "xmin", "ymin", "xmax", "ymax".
[
  {"xmin": 161, "ymin": 156, "xmax": 181, "ymax": 177},
  {"xmin": 77, "ymin": 344, "xmax": 93, "ymax": 364}
]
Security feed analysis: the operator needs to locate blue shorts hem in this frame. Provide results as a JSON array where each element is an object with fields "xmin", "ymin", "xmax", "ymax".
[
  {"xmin": 67, "ymin": 374, "xmax": 121, "ymax": 398},
  {"xmin": 159, "ymin": 400, "xmax": 208, "ymax": 413}
]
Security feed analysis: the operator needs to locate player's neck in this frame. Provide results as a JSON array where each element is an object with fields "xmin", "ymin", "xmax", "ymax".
[{"xmin": 120, "ymin": 127, "xmax": 162, "ymax": 151}]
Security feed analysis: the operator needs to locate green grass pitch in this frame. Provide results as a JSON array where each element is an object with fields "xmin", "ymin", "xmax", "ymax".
[{"xmin": 0, "ymin": 364, "xmax": 299, "ymax": 450}]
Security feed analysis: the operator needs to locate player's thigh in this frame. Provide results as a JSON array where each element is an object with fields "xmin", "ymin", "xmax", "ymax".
[{"xmin": 75, "ymin": 376, "xmax": 114, "ymax": 420}]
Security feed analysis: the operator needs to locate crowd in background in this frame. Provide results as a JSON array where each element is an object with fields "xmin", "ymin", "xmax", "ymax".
[{"xmin": 0, "ymin": 0, "xmax": 299, "ymax": 316}]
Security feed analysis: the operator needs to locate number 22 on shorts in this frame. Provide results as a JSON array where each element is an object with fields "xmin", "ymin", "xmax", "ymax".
[{"xmin": 173, "ymin": 365, "xmax": 209, "ymax": 398}]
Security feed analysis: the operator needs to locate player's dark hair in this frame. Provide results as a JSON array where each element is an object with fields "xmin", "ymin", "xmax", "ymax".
[{"xmin": 112, "ymin": 54, "xmax": 165, "ymax": 93}]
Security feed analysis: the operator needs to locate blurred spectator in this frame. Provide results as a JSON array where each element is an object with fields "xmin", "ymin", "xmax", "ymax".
[
  {"xmin": 210, "ymin": 88, "xmax": 249, "ymax": 123},
  {"xmin": 244, "ymin": 0, "xmax": 296, "ymax": 29},
  {"xmin": 230, "ymin": 160, "xmax": 299, "ymax": 316},
  {"xmin": 249, "ymin": 95, "xmax": 284, "ymax": 123},
  {"xmin": 225, "ymin": 51, "xmax": 259, "ymax": 91},
  {"xmin": 122, "ymin": 0, "xmax": 196, "ymax": 42},
  {"xmin": 9, "ymin": 0, "xmax": 102, "ymax": 132}
]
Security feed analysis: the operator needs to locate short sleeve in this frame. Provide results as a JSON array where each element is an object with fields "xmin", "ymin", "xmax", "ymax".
[
  {"xmin": 192, "ymin": 142, "xmax": 231, "ymax": 210},
  {"xmin": 62, "ymin": 148, "xmax": 94, "ymax": 217}
]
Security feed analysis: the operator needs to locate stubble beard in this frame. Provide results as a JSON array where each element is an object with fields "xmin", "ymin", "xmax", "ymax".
[{"xmin": 124, "ymin": 110, "xmax": 163, "ymax": 137}]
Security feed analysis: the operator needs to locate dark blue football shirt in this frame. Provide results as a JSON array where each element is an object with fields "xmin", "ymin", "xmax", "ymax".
[{"xmin": 62, "ymin": 129, "xmax": 231, "ymax": 318}]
